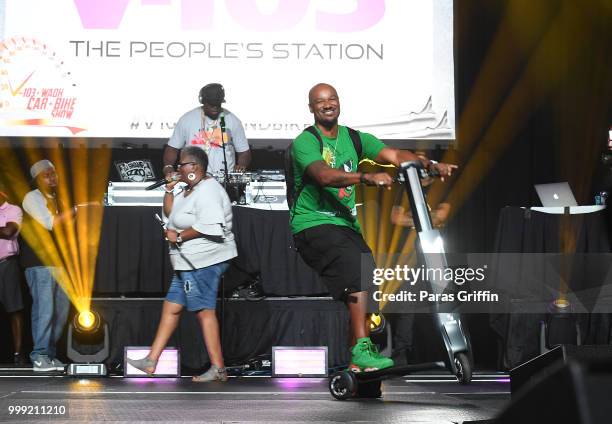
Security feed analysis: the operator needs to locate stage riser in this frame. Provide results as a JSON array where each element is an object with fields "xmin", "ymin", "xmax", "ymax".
[{"xmin": 90, "ymin": 299, "xmax": 350, "ymax": 370}]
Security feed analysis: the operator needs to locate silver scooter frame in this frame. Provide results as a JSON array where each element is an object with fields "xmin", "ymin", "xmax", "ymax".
[{"xmin": 399, "ymin": 160, "xmax": 472, "ymax": 375}]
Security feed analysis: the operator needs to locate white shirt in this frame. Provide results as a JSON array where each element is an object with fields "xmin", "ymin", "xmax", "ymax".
[
  {"xmin": 0, "ymin": 201, "xmax": 22, "ymax": 260},
  {"xmin": 22, "ymin": 189, "xmax": 57, "ymax": 231},
  {"xmin": 165, "ymin": 178, "xmax": 237, "ymax": 270},
  {"xmin": 167, "ymin": 107, "xmax": 249, "ymax": 175}
]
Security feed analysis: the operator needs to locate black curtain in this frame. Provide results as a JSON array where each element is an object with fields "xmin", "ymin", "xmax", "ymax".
[
  {"xmin": 84, "ymin": 299, "xmax": 350, "ymax": 370},
  {"xmin": 443, "ymin": 0, "xmax": 612, "ymax": 368}
]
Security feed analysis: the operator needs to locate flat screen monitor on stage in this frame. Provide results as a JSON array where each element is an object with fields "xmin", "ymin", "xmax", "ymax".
[
  {"xmin": 124, "ymin": 347, "xmax": 180, "ymax": 377},
  {"xmin": 272, "ymin": 346, "xmax": 328, "ymax": 377},
  {"xmin": 0, "ymin": 0, "xmax": 455, "ymax": 144}
]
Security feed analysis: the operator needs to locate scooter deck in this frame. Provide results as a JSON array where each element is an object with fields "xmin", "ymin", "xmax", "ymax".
[{"xmin": 352, "ymin": 361, "xmax": 445, "ymax": 383}]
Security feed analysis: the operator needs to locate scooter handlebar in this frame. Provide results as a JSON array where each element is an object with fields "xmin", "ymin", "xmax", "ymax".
[{"xmin": 398, "ymin": 160, "xmax": 439, "ymax": 181}]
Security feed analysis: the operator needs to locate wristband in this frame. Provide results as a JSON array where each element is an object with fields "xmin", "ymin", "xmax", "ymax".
[
  {"xmin": 359, "ymin": 172, "xmax": 367, "ymax": 184},
  {"xmin": 176, "ymin": 234, "xmax": 183, "ymax": 244},
  {"xmin": 164, "ymin": 187, "xmax": 174, "ymax": 194}
]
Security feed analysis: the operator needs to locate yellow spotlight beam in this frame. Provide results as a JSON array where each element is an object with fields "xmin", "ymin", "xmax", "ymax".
[
  {"xmin": 362, "ymin": 1, "xmax": 587, "ymax": 306},
  {"xmin": 49, "ymin": 146, "xmax": 83, "ymax": 301},
  {"xmin": 0, "ymin": 140, "xmax": 110, "ymax": 314},
  {"xmin": 351, "ymin": 0, "xmax": 607, "ymax": 308},
  {"xmin": 450, "ymin": 0, "xmax": 557, "ymax": 169},
  {"xmin": 429, "ymin": 0, "xmax": 597, "ymax": 216}
]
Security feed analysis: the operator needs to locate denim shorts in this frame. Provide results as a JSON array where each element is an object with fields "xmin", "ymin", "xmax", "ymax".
[{"xmin": 165, "ymin": 262, "xmax": 229, "ymax": 311}]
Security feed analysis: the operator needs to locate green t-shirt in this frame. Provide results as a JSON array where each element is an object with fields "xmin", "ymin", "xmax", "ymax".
[{"xmin": 290, "ymin": 125, "xmax": 386, "ymax": 234}]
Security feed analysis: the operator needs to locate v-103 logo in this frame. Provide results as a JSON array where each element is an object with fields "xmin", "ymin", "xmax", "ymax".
[
  {"xmin": 0, "ymin": 37, "xmax": 85, "ymax": 135},
  {"xmin": 73, "ymin": 0, "xmax": 385, "ymax": 31}
]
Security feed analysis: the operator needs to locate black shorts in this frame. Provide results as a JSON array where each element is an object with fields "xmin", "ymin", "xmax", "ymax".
[
  {"xmin": 0, "ymin": 257, "xmax": 24, "ymax": 313},
  {"xmin": 293, "ymin": 224, "xmax": 376, "ymax": 301}
]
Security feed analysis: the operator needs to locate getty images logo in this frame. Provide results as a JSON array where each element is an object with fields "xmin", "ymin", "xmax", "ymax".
[{"xmin": 73, "ymin": 0, "xmax": 386, "ymax": 31}]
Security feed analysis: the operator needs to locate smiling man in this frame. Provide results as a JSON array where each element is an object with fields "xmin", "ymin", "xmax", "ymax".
[
  {"xmin": 163, "ymin": 83, "xmax": 251, "ymax": 178},
  {"xmin": 290, "ymin": 83, "xmax": 456, "ymax": 372}
]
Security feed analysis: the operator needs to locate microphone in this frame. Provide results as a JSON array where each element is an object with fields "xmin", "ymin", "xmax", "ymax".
[
  {"xmin": 218, "ymin": 112, "xmax": 230, "ymax": 186},
  {"xmin": 145, "ymin": 174, "xmax": 179, "ymax": 191},
  {"xmin": 154, "ymin": 213, "xmax": 167, "ymax": 230}
]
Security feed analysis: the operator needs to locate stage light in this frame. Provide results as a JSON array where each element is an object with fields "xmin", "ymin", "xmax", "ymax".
[
  {"xmin": 551, "ymin": 298, "xmax": 570, "ymax": 311},
  {"xmin": 67, "ymin": 309, "xmax": 109, "ymax": 377},
  {"xmin": 76, "ymin": 310, "xmax": 98, "ymax": 333},
  {"xmin": 539, "ymin": 299, "xmax": 581, "ymax": 354},
  {"xmin": 368, "ymin": 313, "xmax": 392, "ymax": 357},
  {"xmin": 369, "ymin": 313, "xmax": 386, "ymax": 335}
]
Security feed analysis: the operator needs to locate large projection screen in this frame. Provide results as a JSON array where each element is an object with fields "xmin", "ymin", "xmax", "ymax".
[{"xmin": 0, "ymin": 0, "xmax": 455, "ymax": 144}]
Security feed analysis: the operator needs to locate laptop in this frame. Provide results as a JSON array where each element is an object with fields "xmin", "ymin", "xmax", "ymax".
[{"xmin": 534, "ymin": 182, "xmax": 578, "ymax": 207}]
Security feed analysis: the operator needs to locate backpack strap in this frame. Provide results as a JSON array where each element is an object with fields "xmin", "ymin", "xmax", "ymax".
[
  {"xmin": 288, "ymin": 126, "xmax": 321, "ymax": 211},
  {"xmin": 304, "ymin": 126, "xmax": 323, "ymax": 154},
  {"xmin": 305, "ymin": 125, "xmax": 362, "ymax": 157},
  {"xmin": 346, "ymin": 126, "xmax": 362, "ymax": 159},
  {"xmin": 297, "ymin": 125, "xmax": 363, "ymax": 191}
]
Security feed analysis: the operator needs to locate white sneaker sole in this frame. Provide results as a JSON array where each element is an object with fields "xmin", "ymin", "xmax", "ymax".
[{"xmin": 33, "ymin": 367, "xmax": 56, "ymax": 372}]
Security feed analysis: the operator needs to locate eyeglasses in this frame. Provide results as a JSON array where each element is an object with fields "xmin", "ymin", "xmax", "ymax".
[{"xmin": 177, "ymin": 161, "xmax": 197, "ymax": 169}]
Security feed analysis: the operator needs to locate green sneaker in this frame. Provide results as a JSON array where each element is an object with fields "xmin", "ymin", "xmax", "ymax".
[
  {"xmin": 367, "ymin": 340, "xmax": 386, "ymax": 359},
  {"xmin": 350, "ymin": 337, "xmax": 394, "ymax": 372}
]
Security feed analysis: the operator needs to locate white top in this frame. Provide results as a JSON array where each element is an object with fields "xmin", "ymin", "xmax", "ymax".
[
  {"xmin": 22, "ymin": 189, "xmax": 57, "ymax": 231},
  {"xmin": 167, "ymin": 107, "xmax": 249, "ymax": 175},
  {"xmin": 0, "ymin": 201, "xmax": 22, "ymax": 260},
  {"xmin": 165, "ymin": 178, "xmax": 237, "ymax": 270}
]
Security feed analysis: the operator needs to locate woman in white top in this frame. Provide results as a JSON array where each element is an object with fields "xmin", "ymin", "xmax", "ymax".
[{"xmin": 128, "ymin": 146, "xmax": 237, "ymax": 382}]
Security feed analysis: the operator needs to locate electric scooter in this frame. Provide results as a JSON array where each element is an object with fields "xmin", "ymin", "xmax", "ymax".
[{"xmin": 328, "ymin": 160, "xmax": 473, "ymax": 400}]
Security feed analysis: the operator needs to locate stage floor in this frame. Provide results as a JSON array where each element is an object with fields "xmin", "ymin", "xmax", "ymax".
[{"xmin": 0, "ymin": 371, "xmax": 508, "ymax": 423}]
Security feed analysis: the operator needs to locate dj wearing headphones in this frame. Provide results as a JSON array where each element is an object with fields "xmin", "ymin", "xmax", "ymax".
[{"xmin": 163, "ymin": 83, "xmax": 251, "ymax": 177}]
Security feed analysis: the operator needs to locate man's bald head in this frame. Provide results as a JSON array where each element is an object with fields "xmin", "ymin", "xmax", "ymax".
[
  {"xmin": 308, "ymin": 83, "xmax": 338, "ymax": 105},
  {"xmin": 308, "ymin": 83, "xmax": 340, "ymax": 129}
]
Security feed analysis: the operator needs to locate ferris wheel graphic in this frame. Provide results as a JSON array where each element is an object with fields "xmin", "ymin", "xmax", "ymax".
[{"xmin": 0, "ymin": 36, "xmax": 85, "ymax": 135}]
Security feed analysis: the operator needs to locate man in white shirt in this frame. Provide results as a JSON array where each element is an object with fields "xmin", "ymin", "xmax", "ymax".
[
  {"xmin": 21, "ymin": 160, "xmax": 74, "ymax": 372},
  {"xmin": 163, "ymin": 83, "xmax": 251, "ymax": 178}
]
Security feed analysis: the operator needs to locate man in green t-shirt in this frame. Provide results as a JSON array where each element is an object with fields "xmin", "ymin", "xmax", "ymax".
[{"xmin": 291, "ymin": 83, "xmax": 456, "ymax": 372}]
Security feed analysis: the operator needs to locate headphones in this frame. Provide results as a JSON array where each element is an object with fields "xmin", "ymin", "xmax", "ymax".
[{"xmin": 198, "ymin": 83, "xmax": 225, "ymax": 105}]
